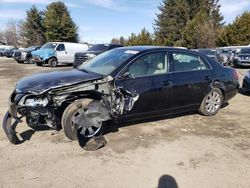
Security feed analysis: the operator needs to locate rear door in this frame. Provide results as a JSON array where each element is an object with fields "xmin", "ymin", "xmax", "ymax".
[
  {"xmin": 169, "ymin": 51, "xmax": 213, "ymax": 109},
  {"xmin": 114, "ymin": 51, "xmax": 173, "ymax": 117}
]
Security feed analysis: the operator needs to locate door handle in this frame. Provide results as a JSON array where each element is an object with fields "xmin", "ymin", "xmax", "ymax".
[{"xmin": 163, "ymin": 81, "xmax": 173, "ymax": 88}]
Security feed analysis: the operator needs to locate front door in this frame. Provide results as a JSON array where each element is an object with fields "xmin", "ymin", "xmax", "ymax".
[
  {"xmin": 114, "ymin": 51, "xmax": 172, "ymax": 118},
  {"xmin": 55, "ymin": 44, "xmax": 67, "ymax": 63}
]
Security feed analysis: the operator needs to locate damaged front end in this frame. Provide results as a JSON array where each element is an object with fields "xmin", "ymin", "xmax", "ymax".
[{"xmin": 3, "ymin": 75, "xmax": 139, "ymax": 144}]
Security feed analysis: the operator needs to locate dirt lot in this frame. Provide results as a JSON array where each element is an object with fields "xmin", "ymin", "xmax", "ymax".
[{"xmin": 0, "ymin": 57, "xmax": 250, "ymax": 188}]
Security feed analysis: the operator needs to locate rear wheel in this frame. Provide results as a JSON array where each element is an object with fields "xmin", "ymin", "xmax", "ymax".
[
  {"xmin": 199, "ymin": 88, "xmax": 223, "ymax": 116},
  {"xmin": 61, "ymin": 99, "xmax": 104, "ymax": 140},
  {"xmin": 48, "ymin": 58, "xmax": 58, "ymax": 67}
]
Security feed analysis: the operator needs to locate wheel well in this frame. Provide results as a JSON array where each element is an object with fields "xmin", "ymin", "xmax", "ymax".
[{"xmin": 46, "ymin": 56, "xmax": 57, "ymax": 63}]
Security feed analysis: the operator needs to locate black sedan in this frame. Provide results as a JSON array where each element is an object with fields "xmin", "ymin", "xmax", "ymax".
[{"xmin": 3, "ymin": 46, "xmax": 239, "ymax": 144}]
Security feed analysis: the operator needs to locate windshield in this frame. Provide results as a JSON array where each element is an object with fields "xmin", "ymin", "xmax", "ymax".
[
  {"xmin": 88, "ymin": 44, "xmax": 109, "ymax": 51},
  {"xmin": 79, "ymin": 49, "xmax": 138, "ymax": 75},
  {"xmin": 41, "ymin": 43, "xmax": 57, "ymax": 49},
  {"xmin": 240, "ymin": 48, "xmax": 250, "ymax": 54}
]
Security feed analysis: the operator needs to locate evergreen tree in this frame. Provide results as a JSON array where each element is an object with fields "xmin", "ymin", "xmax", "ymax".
[
  {"xmin": 21, "ymin": 5, "xmax": 45, "ymax": 45},
  {"xmin": 44, "ymin": 1, "xmax": 78, "ymax": 42},
  {"xmin": 154, "ymin": 0, "xmax": 224, "ymax": 47},
  {"xmin": 181, "ymin": 11, "xmax": 217, "ymax": 48},
  {"xmin": 119, "ymin": 36, "xmax": 126, "ymax": 45},
  {"xmin": 226, "ymin": 12, "xmax": 250, "ymax": 46},
  {"xmin": 126, "ymin": 33, "xmax": 138, "ymax": 46},
  {"xmin": 154, "ymin": 0, "xmax": 189, "ymax": 46},
  {"xmin": 136, "ymin": 28, "xmax": 153, "ymax": 45}
]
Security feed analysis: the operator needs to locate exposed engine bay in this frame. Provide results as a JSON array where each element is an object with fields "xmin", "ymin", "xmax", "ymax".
[{"xmin": 3, "ymin": 75, "xmax": 139, "ymax": 145}]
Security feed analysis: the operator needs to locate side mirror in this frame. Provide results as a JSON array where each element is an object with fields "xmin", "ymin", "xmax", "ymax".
[{"xmin": 121, "ymin": 72, "xmax": 134, "ymax": 79}]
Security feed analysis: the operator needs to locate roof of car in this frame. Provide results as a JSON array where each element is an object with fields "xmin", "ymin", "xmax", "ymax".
[{"xmin": 116, "ymin": 46, "xmax": 190, "ymax": 52}]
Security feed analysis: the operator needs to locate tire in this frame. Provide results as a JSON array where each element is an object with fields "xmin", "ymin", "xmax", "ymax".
[
  {"xmin": 35, "ymin": 61, "xmax": 43, "ymax": 66},
  {"xmin": 61, "ymin": 99, "xmax": 104, "ymax": 140},
  {"xmin": 16, "ymin": 60, "xmax": 24, "ymax": 64},
  {"xmin": 26, "ymin": 57, "xmax": 33, "ymax": 64},
  {"xmin": 48, "ymin": 58, "xmax": 58, "ymax": 67},
  {"xmin": 199, "ymin": 88, "xmax": 223, "ymax": 116},
  {"xmin": 233, "ymin": 62, "xmax": 239, "ymax": 68}
]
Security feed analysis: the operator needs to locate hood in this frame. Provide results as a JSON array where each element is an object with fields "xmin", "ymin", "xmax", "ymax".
[
  {"xmin": 16, "ymin": 69, "xmax": 103, "ymax": 94},
  {"xmin": 31, "ymin": 48, "xmax": 54, "ymax": 56}
]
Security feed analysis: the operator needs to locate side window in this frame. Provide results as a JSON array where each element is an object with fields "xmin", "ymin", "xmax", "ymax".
[
  {"xmin": 128, "ymin": 52, "xmax": 168, "ymax": 77},
  {"xmin": 173, "ymin": 52, "xmax": 208, "ymax": 72},
  {"xmin": 56, "ymin": 44, "xmax": 65, "ymax": 51}
]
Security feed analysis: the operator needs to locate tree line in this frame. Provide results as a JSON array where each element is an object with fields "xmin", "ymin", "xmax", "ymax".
[
  {"xmin": 0, "ymin": 1, "xmax": 78, "ymax": 47},
  {"xmin": 111, "ymin": 0, "xmax": 250, "ymax": 48}
]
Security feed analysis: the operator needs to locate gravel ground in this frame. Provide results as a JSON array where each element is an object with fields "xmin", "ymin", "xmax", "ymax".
[{"xmin": 0, "ymin": 57, "xmax": 250, "ymax": 188}]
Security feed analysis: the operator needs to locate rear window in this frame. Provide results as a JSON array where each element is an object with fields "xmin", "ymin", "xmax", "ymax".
[{"xmin": 173, "ymin": 52, "xmax": 209, "ymax": 72}]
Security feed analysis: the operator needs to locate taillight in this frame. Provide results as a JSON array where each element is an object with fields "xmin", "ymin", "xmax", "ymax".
[{"xmin": 233, "ymin": 69, "xmax": 239, "ymax": 81}]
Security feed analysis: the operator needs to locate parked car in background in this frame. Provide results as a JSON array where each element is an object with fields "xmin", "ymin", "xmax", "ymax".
[
  {"xmin": 242, "ymin": 70, "xmax": 250, "ymax": 93},
  {"xmin": 196, "ymin": 49, "xmax": 219, "ymax": 62},
  {"xmin": 74, "ymin": 43, "xmax": 123, "ymax": 68},
  {"xmin": 3, "ymin": 47, "xmax": 18, "ymax": 57},
  {"xmin": 2, "ymin": 46, "xmax": 239, "ymax": 144},
  {"xmin": 31, "ymin": 42, "xmax": 88, "ymax": 67},
  {"xmin": 0, "ymin": 48, "xmax": 4, "ymax": 56},
  {"xmin": 216, "ymin": 48, "xmax": 232, "ymax": 66},
  {"xmin": 13, "ymin": 46, "xmax": 40, "ymax": 64},
  {"xmin": 233, "ymin": 48, "xmax": 250, "ymax": 67}
]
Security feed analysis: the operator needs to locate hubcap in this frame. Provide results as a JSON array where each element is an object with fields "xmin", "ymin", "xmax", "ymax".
[
  {"xmin": 51, "ymin": 59, "xmax": 57, "ymax": 67},
  {"xmin": 205, "ymin": 91, "xmax": 221, "ymax": 113},
  {"xmin": 71, "ymin": 109, "xmax": 102, "ymax": 138}
]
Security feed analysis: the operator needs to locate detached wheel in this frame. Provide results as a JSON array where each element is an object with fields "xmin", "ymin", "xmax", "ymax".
[
  {"xmin": 48, "ymin": 58, "xmax": 58, "ymax": 67},
  {"xmin": 61, "ymin": 99, "xmax": 104, "ymax": 140},
  {"xmin": 199, "ymin": 88, "xmax": 223, "ymax": 116}
]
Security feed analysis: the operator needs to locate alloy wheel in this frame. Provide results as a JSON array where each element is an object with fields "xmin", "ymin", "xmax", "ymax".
[{"xmin": 205, "ymin": 91, "xmax": 221, "ymax": 113}]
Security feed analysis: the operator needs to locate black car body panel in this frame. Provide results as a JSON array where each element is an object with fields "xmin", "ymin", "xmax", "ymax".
[
  {"xmin": 2, "ymin": 46, "xmax": 239, "ymax": 144},
  {"xmin": 16, "ymin": 69, "xmax": 104, "ymax": 94}
]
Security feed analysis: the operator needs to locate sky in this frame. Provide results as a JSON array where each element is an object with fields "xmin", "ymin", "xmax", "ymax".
[{"xmin": 0, "ymin": 0, "xmax": 250, "ymax": 43}]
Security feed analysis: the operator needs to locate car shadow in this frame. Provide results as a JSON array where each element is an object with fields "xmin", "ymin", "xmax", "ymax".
[
  {"xmin": 238, "ymin": 88, "xmax": 250, "ymax": 96},
  {"xmin": 104, "ymin": 111, "xmax": 196, "ymax": 136},
  {"xmin": 158, "ymin": 175, "xmax": 178, "ymax": 188}
]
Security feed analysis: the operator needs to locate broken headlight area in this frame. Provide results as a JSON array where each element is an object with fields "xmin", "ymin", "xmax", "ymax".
[{"xmin": 18, "ymin": 95, "xmax": 49, "ymax": 107}]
